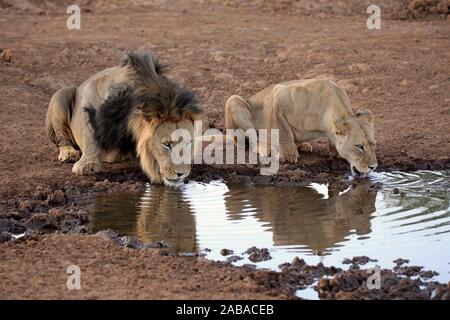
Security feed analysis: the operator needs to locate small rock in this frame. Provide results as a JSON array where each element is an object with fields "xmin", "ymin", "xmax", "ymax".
[
  {"xmin": 226, "ymin": 255, "xmax": 243, "ymax": 263},
  {"xmin": 318, "ymin": 278, "xmax": 330, "ymax": 290},
  {"xmin": 94, "ymin": 179, "xmax": 112, "ymax": 191},
  {"xmin": 349, "ymin": 264, "xmax": 360, "ymax": 270},
  {"xmin": 72, "ymin": 208, "xmax": 89, "ymax": 222},
  {"xmin": 392, "ymin": 188, "xmax": 400, "ymax": 194},
  {"xmin": 0, "ymin": 49, "xmax": 13, "ymax": 63},
  {"xmin": 394, "ymin": 265, "xmax": 423, "ymax": 277},
  {"xmin": 348, "ymin": 63, "xmax": 370, "ymax": 73},
  {"xmin": 245, "ymin": 246, "xmax": 272, "ymax": 262},
  {"xmin": 178, "ymin": 252, "xmax": 200, "ymax": 258},
  {"xmin": 47, "ymin": 190, "xmax": 66, "ymax": 205},
  {"xmin": 32, "ymin": 187, "xmax": 51, "ymax": 200},
  {"xmin": 429, "ymin": 85, "xmax": 439, "ymax": 91},
  {"xmin": 0, "ymin": 231, "xmax": 12, "ymax": 243},
  {"xmin": 419, "ymin": 270, "xmax": 439, "ymax": 279},
  {"xmin": 220, "ymin": 248, "xmax": 234, "ymax": 256},
  {"xmin": 342, "ymin": 258, "xmax": 352, "ymax": 264},
  {"xmin": 48, "ymin": 208, "xmax": 65, "ymax": 218},
  {"xmin": 96, "ymin": 229, "xmax": 119, "ymax": 240},
  {"xmin": 119, "ymin": 236, "xmax": 143, "ymax": 249},
  {"xmin": 393, "ymin": 258, "xmax": 409, "ymax": 266},
  {"xmin": 344, "ymin": 256, "xmax": 378, "ymax": 265},
  {"xmin": 400, "ymin": 79, "xmax": 409, "ymax": 86},
  {"xmin": 18, "ymin": 200, "xmax": 33, "ymax": 210},
  {"xmin": 66, "ymin": 224, "xmax": 88, "ymax": 234}
]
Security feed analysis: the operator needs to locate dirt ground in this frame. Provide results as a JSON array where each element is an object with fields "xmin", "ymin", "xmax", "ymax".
[
  {"xmin": 0, "ymin": 233, "xmax": 289, "ymax": 299},
  {"xmin": 1, "ymin": 0, "xmax": 449, "ymax": 299}
]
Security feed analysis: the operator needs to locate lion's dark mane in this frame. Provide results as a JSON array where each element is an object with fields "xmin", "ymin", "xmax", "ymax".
[{"xmin": 84, "ymin": 50, "xmax": 202, "ymax": 155}]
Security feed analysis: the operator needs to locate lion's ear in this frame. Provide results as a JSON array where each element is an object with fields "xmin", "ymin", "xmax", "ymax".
[
  {"xmin": 333, "ymin": 117, "xmax": 350, "ymax": 136},
  {"xmin": 356, "ymin": 108, "xmax": 373, "ymax": 126}
]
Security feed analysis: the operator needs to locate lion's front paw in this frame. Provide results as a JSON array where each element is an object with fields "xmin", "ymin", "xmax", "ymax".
[
  {"xmin": 279, "ymin": 148, "xmax": 299, "ymax": 164},
  {"xmin": 58, "ymin": 146, "xmax": 81, "ymax": 163},
  {"xmin": 298, "ymin": 143, "xmax": 313, "ymax": 153},
  {"xmin": 72, "ymin": 159, "xmax": 101, "ymax": 175}
]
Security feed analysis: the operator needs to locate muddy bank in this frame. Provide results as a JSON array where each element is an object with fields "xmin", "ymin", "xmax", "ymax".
[
  {"xmin": 0, "ymin": 174, "xmax": 148, "ymax": 242},
  {"xmin": 1, "ymin": 233, "xmax": 449, "ymax": 300},
  {"xmin": 0, "ymin": 233, "xmax": 288, "ymax": 299}
]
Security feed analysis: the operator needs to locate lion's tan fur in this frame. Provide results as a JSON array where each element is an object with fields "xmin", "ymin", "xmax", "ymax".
[
  {"xmin": 46, "ymin": 51, "xmax": 202, "ymax": 185},
  {"xmin": 225, "ymin": 79, "xmax": 378, "ymax": 175}
]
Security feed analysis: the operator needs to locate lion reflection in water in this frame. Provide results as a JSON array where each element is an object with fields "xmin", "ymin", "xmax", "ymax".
[
  {"xmin": 89, "ymin": 186, "xmax": 197, "ymax": 253},
  {"xmin": 135, "ymin": 186, "xmax": 197, "ymax": 252},
  {"xmin": 134, "ymin": 182, "xmax": 377, "ymax": 253},
  {"xmin": 224, "ymin": 182, "xmax": 377, "ymax": 252},
  {"xmin": 90, "ymin": 182, "xmax": 376, "ymax": 254}
]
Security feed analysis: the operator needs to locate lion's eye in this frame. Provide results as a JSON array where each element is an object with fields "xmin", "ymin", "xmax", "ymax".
[
  {"xmin": 162, "ymin": 142, "xmax": 171, "ymax": 150},
  {"xmin": 356, "ymin": 144, "xmax": 364, "ymax": 151}
]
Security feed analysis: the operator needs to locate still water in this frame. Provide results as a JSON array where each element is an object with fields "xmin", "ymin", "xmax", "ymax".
[{"xmin": 88, "ymin": 171, "xmax": 450, "ymax": 283}]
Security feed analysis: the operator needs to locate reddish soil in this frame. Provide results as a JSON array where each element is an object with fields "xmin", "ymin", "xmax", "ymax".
[
  {"xmin": 0, "ymin": 0, "xmax": 449, "ymax": 299},
  {"xmin": 0, "ymin": 233, "xmax": 288, "ymax": 299}
]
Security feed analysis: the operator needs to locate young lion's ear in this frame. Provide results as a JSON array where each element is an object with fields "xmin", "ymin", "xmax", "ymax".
[
  {"xmin": 356, "ymin": 108, "xmax": 373, "ymax": 126},
  {"xmin": 333, "ymin": 117, "xmax": 350, "ymax": 136}
]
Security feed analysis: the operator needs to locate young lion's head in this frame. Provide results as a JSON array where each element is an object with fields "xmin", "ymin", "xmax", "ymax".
[
  {"xmin": 333, "ymin": 109, "xmax": 378, "ymax": 178},
  {"xmin": 87, "ymin": 50, "xmax": 202, "ymax": 186}
]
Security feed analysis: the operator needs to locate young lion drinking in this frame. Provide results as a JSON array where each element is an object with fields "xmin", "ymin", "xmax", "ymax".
[{"xmin": 225, "ymin": 79, "xmax": 378, "ymax": 178}]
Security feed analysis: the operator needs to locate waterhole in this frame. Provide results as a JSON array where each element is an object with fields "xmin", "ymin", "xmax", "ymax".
[{"xmin": 88, "ymin": 170, "xmax": 450, "ymax": 283}]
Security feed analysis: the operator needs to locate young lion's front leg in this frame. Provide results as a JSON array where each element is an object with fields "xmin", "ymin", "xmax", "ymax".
[
  {"xmin": 328, "ymin": 139, "xmax": 338, "ymax": 159},
  {"xmin": 225, "ymin": 95, "xmax": 262, "ymax": 155},
  {"xmin": 72, "ymin": 108, "xmax": 102, "ymax": 175},
  {"xmin": 276, "ymin": 114, "xmax": 299, "ymax": 164},
  {"xmin": 279, "ymin": 141, "xmax": 299, "ymax": 163}
]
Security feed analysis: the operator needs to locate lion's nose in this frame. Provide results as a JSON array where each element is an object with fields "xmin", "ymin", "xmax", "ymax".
[{"xmin": 176, "ymin": 172, "xmax": 184, "ymax": 178}]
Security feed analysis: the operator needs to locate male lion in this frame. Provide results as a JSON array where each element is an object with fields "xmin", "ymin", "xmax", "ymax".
[
  {"xmin": 225, "ymin": 79, "xmax": 377, "ymax": 177},
  {"xmin": 46, "ymin": 50, "xmax": 202, "ymax": 186}
]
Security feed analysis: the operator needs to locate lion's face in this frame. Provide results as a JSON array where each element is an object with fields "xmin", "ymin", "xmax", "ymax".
[
  {"xmin": 334, "ymin": 109, "xmax": 378, "ymax": 178},
  {"xmin": 136, "ymin": 118, "xmax": 195, "ymax": 187}
]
